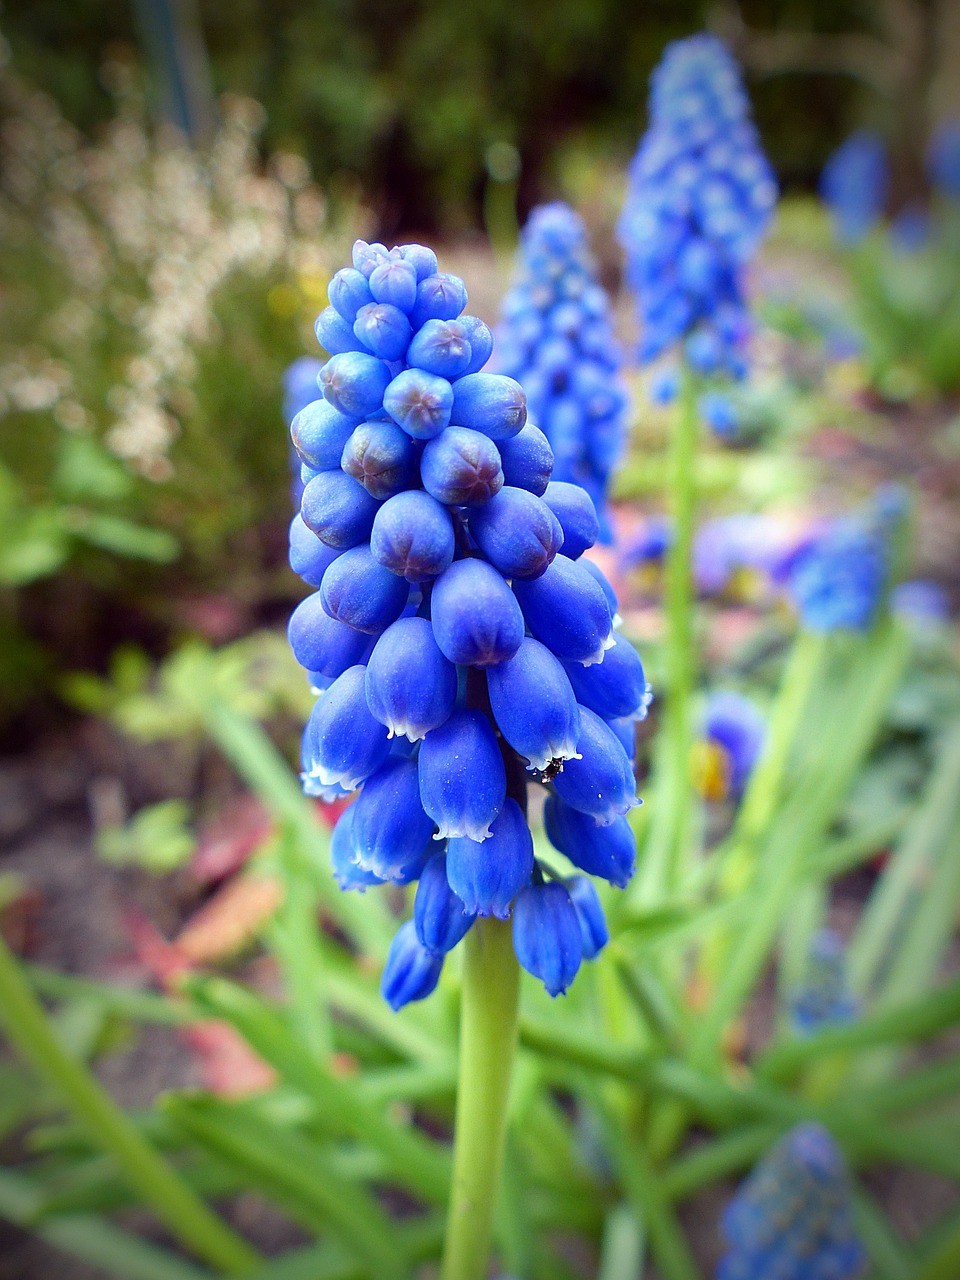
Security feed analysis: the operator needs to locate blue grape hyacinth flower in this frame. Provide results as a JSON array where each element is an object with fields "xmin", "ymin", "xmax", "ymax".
[
  {"xmin": 820, "ymin": 130, "xmax": 888, "ymax": 245},
  {"xmin": 696, "ymin": 690, "xmax": 765, "ymax": 803},
  {"xmin": 789, "ymin": 930, "xmax": 858, "ymax": 1036},
  {"xmin": 287, "ymin": 239, "xmax": 646, "ymax": 1006},
  {"xmin": 786, "ymin": 516, "xmax": 887, "ymax": 633},
  {"xmin": 719, "ymin": 1123, "xmax": 865, "ymax": 1280},
  {"xmin": 928, "ymin": 119, "xmax": 960, "ymax": 200},
  {"xmin": 617, "ymin": 34, "xmax": 777, "ymax": 375},
  {"xmin": 495, "ymin": 203, "xmax": 629, "ymax": 533}
]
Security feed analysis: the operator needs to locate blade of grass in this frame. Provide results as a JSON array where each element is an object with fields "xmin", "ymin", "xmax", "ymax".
[
  {"xmin": 597, "ymin": 1201, "xmax": 646, "ymax": 1280},
  {"xmin": 851, "ymin": 1183, "xmax": 913, "ymax": 1280}
]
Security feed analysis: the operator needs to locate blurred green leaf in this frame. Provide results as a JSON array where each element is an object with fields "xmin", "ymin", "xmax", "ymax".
[{"xmin": 96, "ymin": 800, "xmax": 195, "ymax": 873}]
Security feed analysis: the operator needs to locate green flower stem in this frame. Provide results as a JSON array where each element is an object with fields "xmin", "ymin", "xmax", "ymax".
[
  {"xmin": 641, "ymin": 363, "xmax": 699, "ymax": 901},
  {"xmin": 0, "ymin": 933, "xmax": 259, "ymax": 1275},
  {"xmin": 441, "ymin": 917, "xmax": 520, "ymax": 1280}
]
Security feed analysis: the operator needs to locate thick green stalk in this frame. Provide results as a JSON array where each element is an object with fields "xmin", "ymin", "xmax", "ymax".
[
  {"xmin": 441, "ymin": 917, "xmax": 520, "ymax": 1280},
  {"xmin": 0, "ymin": 933, "xmax": 259, "ymax": 1274},
  {"xmin": 640, "ymin": 363, "xmax": 699, "ymax": 901}
]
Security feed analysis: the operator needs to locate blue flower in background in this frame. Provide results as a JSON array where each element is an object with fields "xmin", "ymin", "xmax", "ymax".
[
  {"xmin": 820, "ymin": 130, "xmax": 888, "ymax": 245},
  {"xmin": 617, "ymin": 34, "xmax": 777, "ymax": 375},
  {"xmin": 889, "ymin": 203, "xmax": 931, "ymax": 254},
  {"xmin": 496, "ymin": 203, "xmax": 629, "ymax": 536},
  {"xmin": 720, "ymin": 1124, "xmax": 865, "ymax": 1280},
  {"xmin": 890, "ymin": 578, "xmax": 950, "ymax": 625},
  {"xmin": 287, "ymin": 238, "xmax": 645, "ymax": 1005},
  {"xmin": 928, "ymin": 119, "xmax": 960, "ymax": 199},
  {"xmin": 786, "ymin": 516, "xmax": 887, "ymax": 632},
  {"xmin": 789, "ymin": 930, "xmax": 858, "ymax": 1036},
  {"xmin": 693, "ymin": 513, "xmax": 782, "ymax": 598},
  {"xmin": 284, "ymin": 357, "xmax": 325, "ymax": 507},
  {"xmin": 699, "ymin": 389, "xmax": 740, "ymax": 440},
  {"xmin": 696, "ymin": 690, "xmax": 765, "ymax": 803}
]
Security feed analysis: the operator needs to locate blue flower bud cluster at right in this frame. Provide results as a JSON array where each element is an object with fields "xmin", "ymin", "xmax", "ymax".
[
  {"xmin": 495, "ymin": 203, "xmax": 628, "ymax": 533},
  {"xmin": 287, "ymin": 239, "xmax": 649, "ymax": 1009},
  {"xmin": 617, "ymin": 34, "xmax": 777, "ymax": 376},
  {"xmin": 720, "ymin": 1124, "xmax": 865, "ymax": 1280}
]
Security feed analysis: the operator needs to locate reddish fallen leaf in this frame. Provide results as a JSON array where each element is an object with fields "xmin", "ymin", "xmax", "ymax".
[
  {"xmin": 175, "ymin": 873, "xmax": 284, "ymax": 965},
  {"xmin": 190, "ymin": 794, "xmax": 274, "ymax": 886}
]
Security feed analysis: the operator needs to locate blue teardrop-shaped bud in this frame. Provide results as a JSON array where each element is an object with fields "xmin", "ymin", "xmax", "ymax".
[
  {"xmin": 431, "ymin": 559, "xmax": 525, "ymax": 667},
  {"xmin": 315, "ymin": 305, "xmax": 367, "ymax": 356},
  {"xmin": 381, "ymin": 920, "xmax": 444, "ymax": 1011},
  {"xmin": 414, "ymin": 853, "xmax": 475, "ymax": 954},
  {"xmin": 301, "ymin": 471, "xmax": 380, "ymax": 549},
  {"xmin": 418, "ymin": 709, "xmax": 506, "ymax": 841},
  {"xmin": 450, "ymin": 373, "xmax": 527, "ymax": 441},
  {"xmin": 300, "ymin": 666, "xmax": 391, "ymax": 793},
  {"xmin": 370, "ymin": 491, "xmax": 455, "ymax": 584},
  {"xmin": 579, "ymin": 558, "xmax": 619, "ymax": 617},
  {"xmin": 512, "ymin": 881, "xmax": 582, "ymax": 996},
  {"xmin": 407, "ymin": 319, "xmax": 473, "ymax": 379},
  {"xmin": 468, "ymin": 487, "xmax": 564, "ymax": 580},
  {"xmin": 446, "ymin": 797, "xmax": 534, "ymax": 918},
  {"xmin": 330, "ymin": 804, "xmax": 384, "ymax": 891},
  {"xmin": 409, "ymin": 272, "xmax": 468, "ymax": 328},
  {"xmin": 319, "ymin": 351, "xmax": 392, "ymax": 418},
  {"xmin": 352, "ymin": 756, "xmax": 435, "ymax": 879},
  {"xmin": 365, "ymin": 617, "xmax": 457, "ymax": 741},
  {"xmin": 420, "ymin": 426, "xmax": 504, "ymax": 507},
  {"xmin": 542, "ymin": 482, "xmax": 599, "ymax": 559},
  {"xmin": 486, "ymin": 638, "xmax": 581, "ymax": 771},
  {"xmin": 563, "ymin": 632, "xmax": 649, "ymax": 720},
  {"xmin": 328, "ymin": 266, "xmax": 374, "ymax": 322},
  {"xmin": 550, "ymin": 708, "xmax": 639, "ymax": 828},
  {"xmin": 607, "ymin": 716, "xmax": 637, "ymax": 764},
  {"xmin": 513, "ymin": 556, "xmax": 613, "ymax": 665},
  {"xmin": 544, "ymin": 794, "xmax": 636, "ymax": 886},
  {"xmin": 352, "ymin": 302, "xmax": 413, "ymax": 362},
  {"xmin": 288, "ymin": 591, "xmax": 372, "ymax": 675},
  {"xmin": 398, "ymin": 243, "xmax": 439, "ymax": 281},
  {"xmin": 320, "ymin": 544, "xmax": 411, "ymax": 635},
  {"xmin": 497, "ymin": 421, "xmax": 554, "ymax": 495},
  {"xmin": 567, "ymin": 877, "xmax": 609, "ymax": 959},
  {"xmin": 368, "ymin": 258, "xmax": 418, "ymax": 312},
  {"xmin": 340, "ymin": 421, "xmax": 418, "ymax": 500},
  {"xmin": 458, "ymin": 315, "xmax": 494, "ymax": 374},
  {"xmin": 288, "ymin": 514, "xmax": 342, "ymax": 587},
  {"xmin": 291, "ymin": 399, "xmax": 359, "ymax": 471},
  {"xmin": 382, "ymin": 368, "xmax": 454, "ymax": 439}
]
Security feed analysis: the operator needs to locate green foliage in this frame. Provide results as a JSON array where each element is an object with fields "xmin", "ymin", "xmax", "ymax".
[{"xmin": 96, "ymin": 800, "xmax": 195, "ymax": 874}]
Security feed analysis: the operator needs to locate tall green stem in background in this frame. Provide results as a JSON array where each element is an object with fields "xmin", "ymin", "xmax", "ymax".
[
  {"xmin": 441, "ymin": 917, "xmax": 520, "ymax": 1280},
  {"xmin": 0, "ymin": 932, "xmax": 259, "ymax": 1274},
  {"xmin": 641, "ymin": 363, "xmax": 699, "ymax": 901}
]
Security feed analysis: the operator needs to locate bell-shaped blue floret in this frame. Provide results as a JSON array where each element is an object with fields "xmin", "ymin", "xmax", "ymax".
[
  {"xmin": 563, "ymin": 632, "xmax": 649, "ymax": 720},
  {"xmin": 512, "ymin": 881, "xmax": 582, "ymax": 996},
  {"xmin": 288, "ymin": 591, "xmax": 372, "ymax": 676},
  {"xmin": 542, "ymin": 482, "xmax": 599, "ymax": 559},
  {"xmin": 421, "ymin": 426, "xmax": 504, "ymax": 507},
  {"xmin": 320, "ymin": 544, "xmax": 410, "ymax": 635},
  {"xmin": 567, "ymin": 877, "xmax": 608, "ymax": 959},
  {"xmin": 288, "ymin": 514, "xmax": 342, "ymax": 587},
  {"xmin": 341, "ymin": 421, "xmax": 418, "ymax": 500},
  {"xmin": 329, "ymin": 266, "xmax": 375, "ymax": 321},
  {"xmin": 418, "ymin": 709, "xmax": 506, "ymax": 841},
  {"xmin": 407, "ymin": 319, "xmax": 473, "ymax": 378},
  {"xmin": 414, "ymin": 853, "xmax": 475, "ymax": 954},
  {"xmin": 450, "ymin": 373, "xmax": 527, "ymax": 440},
  {"xmin": 458, "ymin": 315, "xmax": 494, "ymax": 373},
  {"xmin": 365, "ymin": 617, "xmax": 457, "ymax": 741},
  {"xmin": 319, "ymin": 351, "xmax": 392, "ymax": 418},
  {"xmin": 291, "ymin": 400, "xmax": 359, "ymax": 471},
  {"xmin": 486, "ymin": 638, "xmax": 581, "ymax": 771},
  {"xmin": 369, "ymin": 490, "xmax": 455, "ymax": 582},
  {"xmin": 468, "ymin": 487, "xmax": 564, "ymax": 580},
  {"xmin": 446, "ymin": 797, "xmax": 534, "ymax": 918},
  {"xmin": 409, "ymin": 272, "xmax": 468, "ymax": 328},
  {"xmin": 578, "ymin": 558, "xmax": 618, "ymax": 617},
  {"xmin": 351, "ymin": 756, "xmax": 436, "ymax": 879},
  {"xmin": 544, "ymin": 794, "xmax": 636, "ymax": 886},
  {"xmin": 300, "ymin": 471, "xmax": 380, "ymax": 549},
  {"xmin": 301, "ymin": 665, "xmax": 391, "ymax": 792},
  {"xmin": 513, "ymin": 556, "xmax": 613, "ymax": 665},
  {"xmin": 383, "ymin": 368, "xmax": 454, "ymax": 439},
  {"xmin": 353, "ymin": 302, "xmax": 413, "ymax": 361},
  {"xmin": 315, "ymin": 305, "xmax": 367, "ymax": 355},
  {"xmin": 368, "ymin": 257, "xmax": 418, "ymax": 311},
  {"xmin": 431, "ymin": 558, "xmax": 525, "ymax": 667},
  {"xmin": 330, "ymin": 804, "xmax": 384, "ymax": 891},
  {"xmin": 551, "ymin": 708, "xmax": 639, "ymax": 828},
  {"xmin": 497, "ymin": 421, "xmax": 554, "ymax": 495},
  {"xmin": 381, "ymin": 920, "xmax": 444, "ymax": 1011}
]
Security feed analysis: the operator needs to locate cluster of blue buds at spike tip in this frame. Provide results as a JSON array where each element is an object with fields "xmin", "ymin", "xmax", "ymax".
[
  {"xmin": 286, "ymin": 239, "xmax": 649, "ymax": 1008},
  {"xmin": 494, "ymin": 203, "xmax": 629, "ymax": 536},
  {"xmin": 788, "ymin": 930, "xmax": 858, "ymax": 1037},
  {"xmin": 616, "ymin": 34, "xmax": 777, "ymax": 377},
  {"xmin": 819, "ymin": 130, "xmax": 889, "ymax": 247},
  {"xmin": 719, "ymin": 1123, "xmax": 866, "ymax": 1280}
]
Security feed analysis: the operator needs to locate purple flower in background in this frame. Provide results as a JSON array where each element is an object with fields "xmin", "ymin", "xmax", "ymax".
[
  {"xmin": 820, "ymin": 130, "xmax": 888, "ymax": 245},
  {"xmin": 693, "ymin": 513, "xmax": 783, "ymax": 597},
  {"xmin": 890, "ymin": 578, "xmax": 950, "ymax": 625},
  {"xmin": 789, "ymin": 930, "xmax": 858, "ymax": 1036},
  {"xmin": 696, "ymin": 690, "xmax": 765, "ymax": 802}
]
